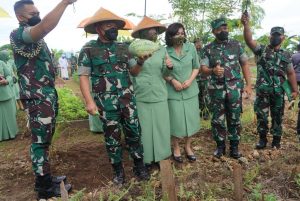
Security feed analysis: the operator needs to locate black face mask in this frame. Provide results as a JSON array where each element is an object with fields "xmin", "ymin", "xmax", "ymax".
[
  {"xmin": 27, "ymin": 16, "xmax": 41, "ymax": 26},
  {"xmin": 216, "ymin": 31, "xmax": 229, "ymax": 41},
  {"xmin": 270, "ymin": 35, "xmax": 282, "ymax": 47},
  {"xmin": 104, "ymin": 28, "xmax": 118, "ymax": 41}
]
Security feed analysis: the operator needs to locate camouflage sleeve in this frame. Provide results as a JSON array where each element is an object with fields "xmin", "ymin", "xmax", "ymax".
[
  {"xmin": 252, "ymin": 44, "xmax": 263, "ymax": 56},
  {"xmin": 287, "ymin": 63, "xmax": 293, "ymax": 71},
  {"xmin": 238, "ymin": 43, "xmax": 248, "ymax": 63},
  {"xmin": 77, "ymin": 47, "xmax": 92, "ymax": 76},
  {"xmin": 191, "ymin": 43, "xmax": 200, "ymax": 69},
  {"xmin": 22, "ymin": 27, "xmax": 34, "ymax": 43}
]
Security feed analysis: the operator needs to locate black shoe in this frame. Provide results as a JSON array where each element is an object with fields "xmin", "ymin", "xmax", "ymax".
[
  {"xmin": 214, "ymin": 141, "xmax": 226, "ymax": 158},
  {"xmin": 112, "ymin": 163, "xmax": 125, "ymax": 185},
  {"xmin": 271, "ymin": 136, "xmax": 281, "ymax": 149},
  {"xmin": 186, "ymin": 154, "xmax": 196, "ymax": 162},
  {"xmin": 172, "ymin": 154, "xmax": 183, "ymax": 163},
  {"xmin": 35, "ymin": 175, "xmax": 67, "ymax": 191},
  {"xmin": 229, "ymin": 140, "xmax": 242, "ymax": 159},
  {"xmin": 133, "ymin": 159, "xmax": 150, "ymax": 181},
  {"xmin": 256, "ymin": 134, "xmax": 267, "ymax": 149},
  {"xmin": 35, "ymin": 174, "xmax": 72, "ymax": 199}
]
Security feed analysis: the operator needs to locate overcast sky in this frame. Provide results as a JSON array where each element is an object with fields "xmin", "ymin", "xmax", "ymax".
[{"xmin": 0, "ymin": 0, "xmax": 299, "ymax": 52}]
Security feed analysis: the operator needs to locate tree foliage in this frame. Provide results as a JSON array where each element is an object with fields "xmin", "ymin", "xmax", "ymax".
[{"xmin": 168, "ymin": 0, "xmax": 265, "ymax": 43}]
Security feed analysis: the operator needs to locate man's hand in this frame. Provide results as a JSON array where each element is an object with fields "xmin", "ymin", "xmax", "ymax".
[
  {"xmin": 137, "ymin": 54, "xmax": 152, "ymax": 66},
  {"xmin": 292, "ymin": 91, "xmax": 299, "ymax": 100},
  {"xmin": 241, "ymin": 13, "xmax": 250, "ymax": 26},
  {"xmin": 182, "ymin": 79, "xmax": 192, "ymax": 89},
  {"xmin": 213, "ymin": 63, "xmax": 224, "ymax": 76},
  {"xmin": 171, "ymin": 79, "xmax": 183, "ymax": 91},
  {"xmin": 0, "ymin": 78, "xmax": 8, "ymax": 86},
  {"xmin": 85, "ymin": 101, "xmax": 99, "ymax": 116},
  {"xmin": 243, "ymin": 84, "xmax": 252, "ymax": 97},
  {"xmin": 165, "ymin": 55, "xmax": 173, "ymax": 69}
]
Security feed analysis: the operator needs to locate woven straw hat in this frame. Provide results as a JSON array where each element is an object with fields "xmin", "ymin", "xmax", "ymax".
[
  {"xmin": 131, "ymin": 16, "xmax": 166, "ymax": 38},
  {"xmin": 84, "ymin": 7, "xmax": 125, "ymax": 34}
]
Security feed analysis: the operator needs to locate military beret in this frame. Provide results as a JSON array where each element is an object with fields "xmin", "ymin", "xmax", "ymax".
[
  {"xmin": 270, "ymin": 27, "xmax": 284, "ymax": 35},
  {"xmin": 211, "ymin": 18, "xmax": 227, "ymax": 30}
]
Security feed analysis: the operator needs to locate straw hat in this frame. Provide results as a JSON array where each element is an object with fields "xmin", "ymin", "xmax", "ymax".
[
  {"xmin": 77, "ymin": 17, "xmax": 90, "ymax": 28},
  {"xmin": 84, "ymin": 7, "xmax": 125, "ymax": 34},
  {"xmin": 131, "ymin": 16, "xmax": 166, "ymax": 38}
]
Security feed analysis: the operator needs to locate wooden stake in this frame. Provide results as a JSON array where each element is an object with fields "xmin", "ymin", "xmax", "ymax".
[
  {"xmin": 60, "ymin": 181, "xmax": 68, "ymax": 201},
  {"xmin": 160, "ymin": 160, "xmax": 177, "ymax": 201},
  {"xmin": 233, "ymin": 163, "xmax": 243, "ymax": 201}
]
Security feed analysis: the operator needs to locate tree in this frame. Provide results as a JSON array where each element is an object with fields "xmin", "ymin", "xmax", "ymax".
[{"xmin": 168, "ymin": 0, "xmax": 265, "ymax": 44}]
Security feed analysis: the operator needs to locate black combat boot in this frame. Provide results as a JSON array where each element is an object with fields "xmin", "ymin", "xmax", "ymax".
[
  {"xmin": 133, "ymin": 159, "xmax": 150, "ymax": 181},
  {"xmin": 35, "ymin": 175, "xmax": 67, "ymax": 191},
  {"xmin": 256, "ymin": 133, "xmax": 268, "ymax": 149},
  {"xmin": 229, "ymin": 140, "xmax": 242, "ymax": 159},
  {"xmin": 35, "ymin": 174, "xmax": 72, "ymax": 199},
  {"xmin": 213, "ymin": 140, "xmax": 226, "ymax": 158},
  {"xmin": 271, "ymin": 136, "xmax": 281, "ymax": 149},
  {"xmin": 112, "ymin": 163, "xmax": 125, "ymax": 185}
]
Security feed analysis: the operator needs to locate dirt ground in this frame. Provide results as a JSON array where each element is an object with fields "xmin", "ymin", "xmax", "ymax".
[{"xmin": 0, "ymin": 78, "xmax": 300, "ymax": 201}]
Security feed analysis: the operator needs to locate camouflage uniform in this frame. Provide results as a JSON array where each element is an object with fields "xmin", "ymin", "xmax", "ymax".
[
  {"xmin": 10, "ymin": 23, "xmax": 58, "ymax": 176},
  {"xmin": 77, "ymin": 40, "xmax": 144, "ymax": 164},
  {"xmin": 196, "ymin": 50, "xmax": 211, "ymax": 118},
  {"xmin": 201, "ymin": 39, "xmax": 247, "ymax": 142},
  {"xmin": 253, "ymin": 44, "xmax": 292, "ymax": 137}
]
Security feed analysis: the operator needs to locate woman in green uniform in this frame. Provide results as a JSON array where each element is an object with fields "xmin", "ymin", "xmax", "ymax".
[
  {"xmin": 164, "ymin": 23, "xmax": 200, "ymax": 162},
  {"xmin": 0, "ymin": 60, "xmax": 18, "ymax": 141},
  {"xmin": 130, "ymin": 16, "xmax": 173, "ymax": 168}
]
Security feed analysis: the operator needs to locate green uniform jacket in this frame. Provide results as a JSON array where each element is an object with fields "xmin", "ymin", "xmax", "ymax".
[
  {"xmin": 0, "ymin": 61, "xmax": 13, "ymax": 101},
  {"xmin": 166, "ymin": 42, "xmax": 200, "ymax": 100},
  {"xmin": 132, "ymin": 46, "xmax": 168, "ymax": 102}
]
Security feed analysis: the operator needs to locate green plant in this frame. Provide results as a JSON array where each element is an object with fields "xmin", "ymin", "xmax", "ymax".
[
  {"xmin": 244, "ymin": 164, "xmax": 260, "ymax": 187},
  {"xmin": 56, "ymin": 88, "xmax": 88, "ymax": 122},
  {"xmin": 249, "ymin": 183, "xmax": 277, "ymax": 201},
  {"xmin": 68, "ymin": 188, "xmax": 85, "ymax": 201},
  {"xmin": 295, "ymin": 173, "xmax": 300, "ymax": 188}
]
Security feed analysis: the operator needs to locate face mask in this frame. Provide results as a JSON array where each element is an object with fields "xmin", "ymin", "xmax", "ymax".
[
  {"xmin": 270, "ymin": 35, "xmax": 282, "ymax": 47},
  {"xmin": 104, "ymin": 28, "xmax": 118, "ymax": 41},
  {"xmin": 216, "ymin": 31, "xmax": 229, "ymax": 41},
  {"xmin": 140, "ymin": 29, "xmax": 158, "ymax": 42},
  {"xmin": 148, "ymin": 34, "xmax": 158, "ymax": 42},
  {"xmin": 172, "ymin": 36, "xmax": 185, "ymax": 46},
  {"xmin": 27, "ymin": 16, "xmax": 41, "ymax": 26}
]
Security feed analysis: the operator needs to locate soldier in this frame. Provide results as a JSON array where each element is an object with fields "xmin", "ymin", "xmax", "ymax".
[
  {"xmin": 292, "ymin": 44, "xmax": 300, "ymax": 142},
  {"xmin": 78, "ymin": 7, "xmax": 149, "ymax": 185},
  {"xmin": 201, "ymin": 18, "xmax": 252, "ymax": 159},
  {"xmin": 10, "ymin": 0, "xmax": 75, "ymax": 199},
  {"xmin": 194, "ymin": 38, "xmax": 211, "ymax": 120},
  {"xmin": 241, "ymin": 14, "xmax": 298, "ymax": 149}
]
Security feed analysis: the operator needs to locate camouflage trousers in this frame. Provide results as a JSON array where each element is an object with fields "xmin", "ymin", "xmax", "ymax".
[
  {"xmin": 255, "ymin": 91, "xmax": 284, "ymax": 136},
  {"xmin": 197, "ymin": 80, "xmax": 211, "ymax": 117},
  {"xmin": 22, "ymin": 92, "xmax": 58, "ymax": 176},
  {"xmin": 94, "ymin": 88, "xmax": 144, "ymax": 164},
  {"xmin": 209, "ymin": 84, "xmax": 242, "ymax": 142}
]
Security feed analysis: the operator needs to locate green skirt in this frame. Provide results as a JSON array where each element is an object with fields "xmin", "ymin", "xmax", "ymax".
[
  {"xmin": 0, "ymin": 98, "xmax": 18, "ymax": 141},
  {"xmin": 136, "ymin": 101, "xmax": 171, "ymax": 164},
  {"xmin": 88, "ymin": 114, "xmax": 103, "ymax": 133},
  {"xmin": 168, "ymin": 96, "xmax": 200, "ymax": 137}
]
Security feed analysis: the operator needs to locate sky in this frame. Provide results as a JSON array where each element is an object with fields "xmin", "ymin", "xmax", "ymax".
[{"xmin": 0, "ymin": 0, "xmax": 300, "ymax": 52}]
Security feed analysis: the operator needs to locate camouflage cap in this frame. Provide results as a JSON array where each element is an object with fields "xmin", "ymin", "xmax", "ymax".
[
  {"xmin": 270, "ymin": 27, "xmax": 284, "ymax": 35},
  {"xmin": 211, "ymin": 18, "xmax": 227, "ymax": 30}
]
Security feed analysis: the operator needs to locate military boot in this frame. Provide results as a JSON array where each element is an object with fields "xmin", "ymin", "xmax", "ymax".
[
  {"xmin": 256, "ymin": 133, "xmax": 267, "ymax": 149},
  {"xmin": 35, "ymin": 175, "xmax": 67, "ymax": 191},
  {"xmin": 271, "ymin": 136, "xmax": 281, "ymax": 149},
  {"xmin": 213, "ymin": 140, "xmax": 226, "ymax": 158},
  {"xmin": 229, "ymin": 140, "xmax": 242, "ymax": 159},
  {"xmin": 112, "ymin": 163, "xmax": 125, "ymax": 185},
  {"xmin": 133, "ymin": 159, "xmax": 150, "ymax": 181},
  {"xmin": 35, "ymin": 174, "xmax": 72, "ymax": 199}
]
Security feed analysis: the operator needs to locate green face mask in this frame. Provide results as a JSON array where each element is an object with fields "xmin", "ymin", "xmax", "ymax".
[
  {"xmin": 172, "ymin": 36, "xmax": 185, "ymax": 46},
  {"xmin": 140, "ymin": 29, "xmax": 158, "ymax": 42}
]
